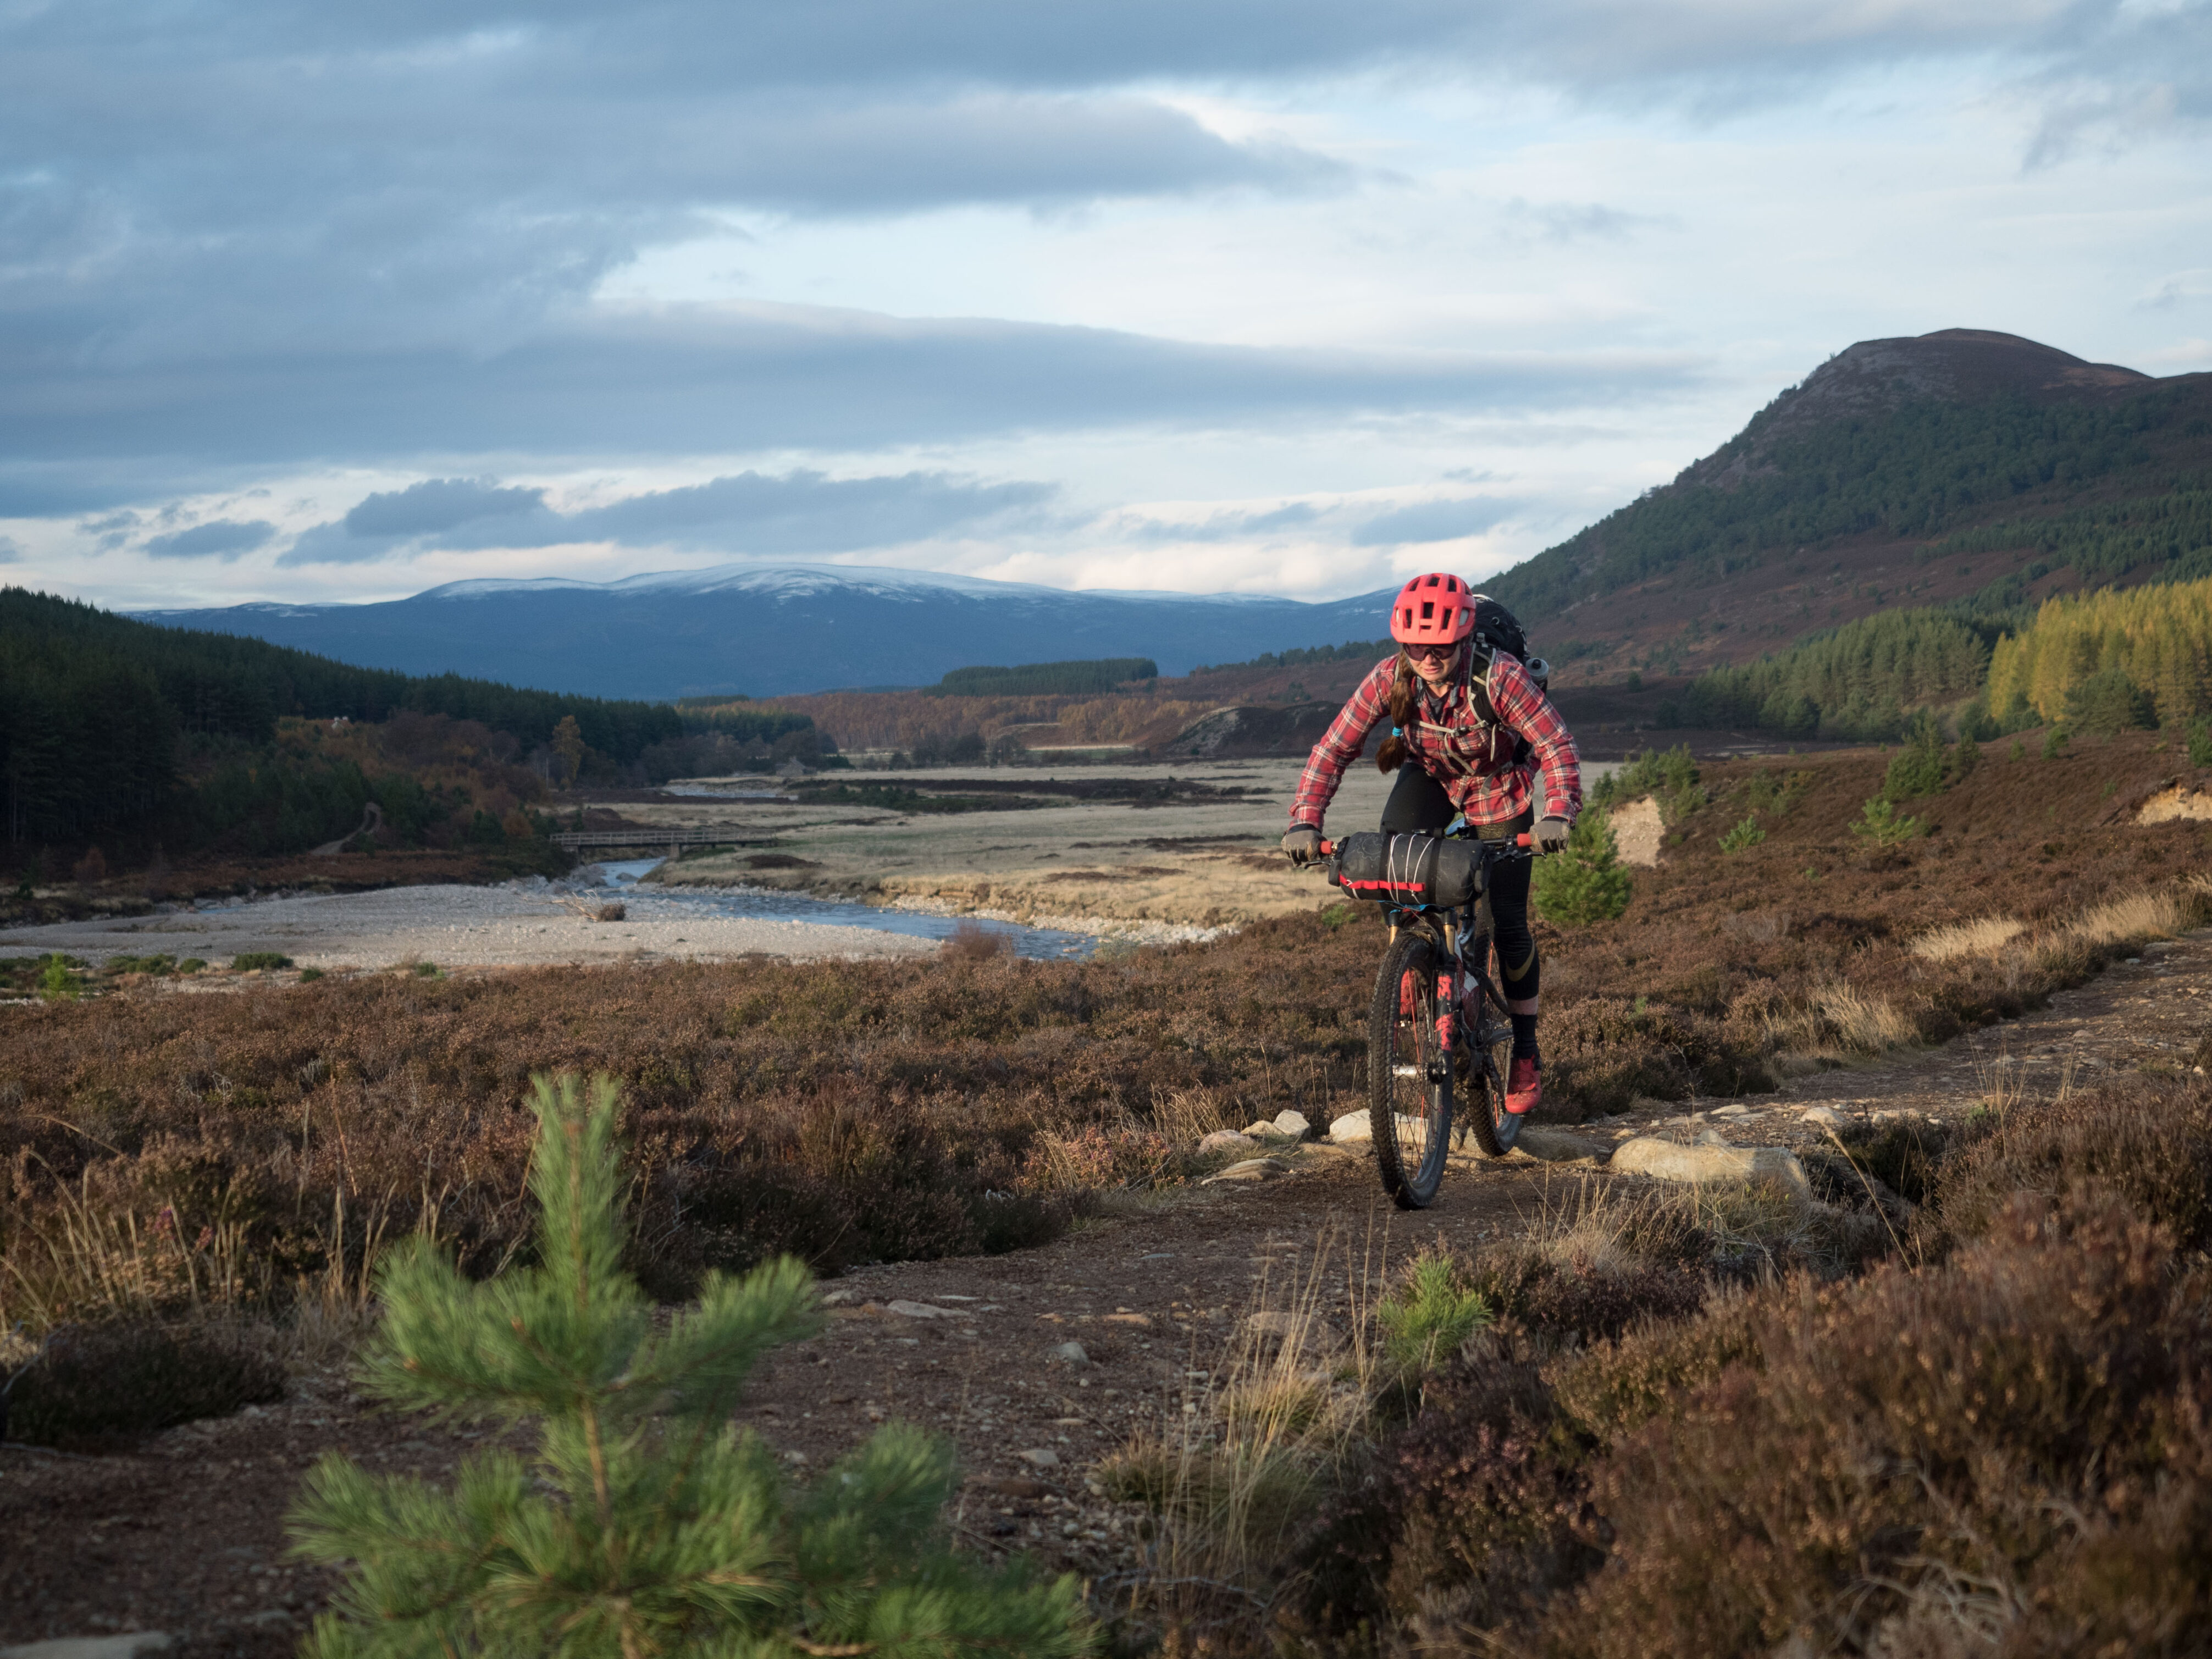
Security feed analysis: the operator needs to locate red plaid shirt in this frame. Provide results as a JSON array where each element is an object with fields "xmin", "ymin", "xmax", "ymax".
[{"xmin": 1290, "ymin": 652, "xmax": 1581, "ymax": 831}]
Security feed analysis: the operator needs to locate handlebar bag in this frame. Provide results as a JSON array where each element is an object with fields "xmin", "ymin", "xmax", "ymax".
[{"xmin": 1331, "ymin": 831, "xmax": 1484, "ymax": 908}]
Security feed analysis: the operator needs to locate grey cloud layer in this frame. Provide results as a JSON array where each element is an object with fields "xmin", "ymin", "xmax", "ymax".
[
  {"xmin": 1, "ymin": 303, "xmax": 1704, "ymax": 489},
  {"xmin": 3, "ymin": 0, "xmax": 2198, "ymax": 518},
  {"xmin": 271, "ymin": 468, "xmax": 1057, "ymax": 566},
  {"xmin": 143, "ymin": 519, "xmax": 278, "ymax": 561}
]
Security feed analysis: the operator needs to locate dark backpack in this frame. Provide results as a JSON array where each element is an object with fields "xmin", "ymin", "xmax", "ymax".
[{"xmin": 1461, "ymin": 595, "xmax": 1549, "ymax": 743}]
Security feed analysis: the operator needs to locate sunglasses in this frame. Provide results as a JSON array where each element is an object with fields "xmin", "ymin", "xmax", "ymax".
[{"xmin": 1407, "ymin": 642, "xmax": 1457, "ymax": 662}]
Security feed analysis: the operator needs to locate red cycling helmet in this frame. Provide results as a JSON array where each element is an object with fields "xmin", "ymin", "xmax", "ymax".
[{"xmin": 1388, "ymin": 572, "xmax": 1476, "ymax": 648}]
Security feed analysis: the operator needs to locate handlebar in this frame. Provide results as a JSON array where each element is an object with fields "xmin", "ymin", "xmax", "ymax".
[{"xmin": 1315, "ymin": 831, "xmax": 1532, "ymax": 858}]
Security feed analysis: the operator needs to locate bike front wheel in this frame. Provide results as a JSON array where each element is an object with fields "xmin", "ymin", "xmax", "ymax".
[{"xmin": 1367, "ymin": 930, "xmax": 1452, "ymax": 1209}]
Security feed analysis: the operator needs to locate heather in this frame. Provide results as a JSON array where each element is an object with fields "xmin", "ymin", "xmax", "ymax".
[{"xmin": 3, "ymin": 734, "xmax": 2205, "ymax": 1337}]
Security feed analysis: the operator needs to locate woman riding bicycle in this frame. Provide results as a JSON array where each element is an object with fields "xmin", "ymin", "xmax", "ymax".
[{"xmin": 1281, "ymin": 572, "xmax": 1581, "ymax": 1115}]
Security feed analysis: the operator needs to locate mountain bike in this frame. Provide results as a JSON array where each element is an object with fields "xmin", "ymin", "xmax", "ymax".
[{"xmin": 1314, "ymin": 828, "xmax": 1536, "ymax": 1209}]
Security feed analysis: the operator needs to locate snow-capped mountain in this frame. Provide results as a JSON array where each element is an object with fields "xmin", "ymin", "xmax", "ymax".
[{"xmin": 134, "ymin": 563, "xmax": 1400, "ymax": 699}]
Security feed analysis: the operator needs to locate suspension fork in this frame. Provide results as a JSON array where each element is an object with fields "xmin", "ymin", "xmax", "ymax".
[{"xmin": 1435, "ymin": 918, "xmax": 1463, "ymax": 1052}]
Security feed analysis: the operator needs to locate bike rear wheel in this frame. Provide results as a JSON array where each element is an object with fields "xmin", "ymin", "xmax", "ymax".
[
  {"xmin": 1368, "ymin": 930, "xmax": 1452, "ymax": 1209},
  {"xmin": 1460, "ymin": 926, "xmax": 1521, "ymax": 1158}
]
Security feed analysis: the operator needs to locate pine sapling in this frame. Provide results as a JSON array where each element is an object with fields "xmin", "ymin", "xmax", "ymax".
[
  {"xmin": 287, "ymin": 1071, "xmax": 1093, "ymax": 1659},
  {"xmin": 1532, "ymin": 808, "xmax": 1634, "ymax": 925}
]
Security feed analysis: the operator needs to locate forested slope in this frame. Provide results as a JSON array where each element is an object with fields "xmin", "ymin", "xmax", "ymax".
[
  {"xmin": 1, "ymin": 588, "xmax": 684, "ymax": 854},
  {"xmin": 1486, "ymin": 330, "xmax": 2212, "ymax": 683}
]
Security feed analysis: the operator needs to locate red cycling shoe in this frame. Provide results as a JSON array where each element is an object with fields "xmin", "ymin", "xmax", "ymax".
[{"xmin": 1505, "ymin": 1056, "xmax": 1541, "ymax": 1116}]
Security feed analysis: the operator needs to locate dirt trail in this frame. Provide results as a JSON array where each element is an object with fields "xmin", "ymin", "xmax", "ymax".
[{"xmin": 5, "ymin": 932, "xmax": 2207, "ymax": 1653}]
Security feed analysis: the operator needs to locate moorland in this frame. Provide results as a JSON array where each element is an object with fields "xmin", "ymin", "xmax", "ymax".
[{"xmin": 5, "ymin": 721, "xmax": 2210, "ymax": 1654}]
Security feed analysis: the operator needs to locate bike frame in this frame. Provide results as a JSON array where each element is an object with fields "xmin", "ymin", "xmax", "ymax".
[{"xmin": 1322, "ymin": 826, "xmax": 1531, "ymax": 1157}]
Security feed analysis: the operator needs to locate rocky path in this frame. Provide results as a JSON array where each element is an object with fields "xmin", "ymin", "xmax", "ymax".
[{"xmin": 5, "ymin": 932, "xmax": 2207, "ymax": 1656}]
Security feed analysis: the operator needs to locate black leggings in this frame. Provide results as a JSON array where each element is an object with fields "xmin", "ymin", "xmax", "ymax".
[{"xmin": 1380, "ymin": 767, "xmax": 1539, "ymax": 1002}]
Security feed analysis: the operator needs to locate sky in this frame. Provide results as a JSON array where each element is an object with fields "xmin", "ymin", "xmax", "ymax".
[{"xmin": 3, "ymin": 0, "xmax": 2209, "ymax": 613}]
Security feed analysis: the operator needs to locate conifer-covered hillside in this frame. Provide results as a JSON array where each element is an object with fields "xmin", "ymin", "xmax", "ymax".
[{"xmin": 1489, "ymin": 330, "xmax": 2212, "ymax": 684}]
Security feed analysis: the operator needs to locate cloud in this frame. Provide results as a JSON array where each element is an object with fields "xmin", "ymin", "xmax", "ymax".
[
  {"xmin": 0, "ymin": 301, "xmax": 1705, "ymax": 485},
  {"xmin": 1352, "ymin": 497, "xmax": 1523, "ymax": 546},
  {"xmin": 343, "ymin": 479, "xmax": 547, "ymax": 537},
  {"xmin": 0, "ymin": 535, "xmax": 21, "ymax": 563},
  {"xmin": 276, "ymin": 467, "xmax": 1059, "ymax": 566},
  {"xmin": 142, "ymin": 518, "xmax": 278, "ymax": 560}
]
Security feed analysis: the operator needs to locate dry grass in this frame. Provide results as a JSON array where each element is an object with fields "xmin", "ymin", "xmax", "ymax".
[
  {"xmin": 2059, "ymin": 886, "xmax": 2188, "ymax": 950},
  {"xmin": 1096, "ymin": 1225, "xmax": 1386, "ymax": 1647},
  {"xmin": 1907, "ymin": 915, "xmax": 2027, "ymax": 960},
  {"xmin": 1754, "ymin": 978, "xmax": 1919, "ymax": 1069}
]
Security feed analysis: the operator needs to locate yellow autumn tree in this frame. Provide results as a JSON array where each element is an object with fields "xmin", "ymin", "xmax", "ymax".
[{"xmin": 1986, "ymin": 574, "xmax": 2212, "ymax": 727}]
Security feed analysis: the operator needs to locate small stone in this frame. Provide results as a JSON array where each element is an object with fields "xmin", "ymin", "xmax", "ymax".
[
  {"xmin": 1610, "ymin": 1136, "xmax": 1811, "ymax": 1196},
  {"xmin": 0, "ymin": 1640, "xmax": 173, "ymax": 1659},
  {"xmin": 1710, "ymin": 1104, "xmax": 1751, "ymax": 1118},
  {"xmin": 1103, "ymin": 1312, "xmax": 1152, "ymax": 1327},
  {"xmin": 1203, "ymin": 1157, "xmax": 1294, "ymax": 1185},
  {"xmin": 819, "ymin": 1289, "xmax": 856, "ymax": 1306},
  {"xmin": 1505, "ymin": 1126, "xmax": 1602, "ymax": 1164},
  {"xmin": 1799, "ymin": 1105, "xmax": 1843, "ymax": 1129},
  {"xmin": 1198, "ymin": 1129, "xmax": 1258, "ymax": 1154},
  {"xmin": 1693, "ymin": 1128, "xmax": 1730, "ymax": 1147},
  {"xmin": 1271, "ymin": 1108, "xmax": 1311, "ymax": 1138},
  {"xmin": 885, "ymin": 1299, "xmax": 956, "ymax": 1320},
  {"xmin": 1328, "ymin": 1109, "xmax": 1373, "ymax": 1143},
  {"xmin": 1050, "ymin": 1341, "xmax": 1091, "ymax": 1367},
  {"xmin": 1019, "ymin": 1448, "xmax": 1062, "ymax": 1468}
]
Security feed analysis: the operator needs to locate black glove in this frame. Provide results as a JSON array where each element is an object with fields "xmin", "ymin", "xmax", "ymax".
[
  {"xmin": 1282, "ymin": 826, "xmax": 1323, "ymax": 867},
  {"xmin": 1534, "ymin": 816, "xmax": 1573, "ymax": 855}
]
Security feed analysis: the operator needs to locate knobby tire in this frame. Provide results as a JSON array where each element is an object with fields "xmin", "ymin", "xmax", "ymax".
[
  {"xmin": 1459, "ymin": 915, "xmax": 1522, "ymax": 1158},
  {"xmin": 1368, "ymin": 930, "xmax": 1451, "ymax": 1209}
]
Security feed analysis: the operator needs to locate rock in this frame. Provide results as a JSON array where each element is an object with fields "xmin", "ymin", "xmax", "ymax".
[
  {"xmin": 1199, "ymin": 1129, "xmax": 1258, "ymax": 1154},
  {"xmin": 1611, "ymin": 1127, "xmax": 1639, "ymax": 1141},
  {"xmin": 1505, "ymin": 1126, "xmax": 1603, "ymax": 1163},
  {"xmin": 1103, "ymin": 1312, "xmax": 1152, "ymax": 1326},
  {"xmin": 1049, "ymin": 1340, "xmax": 1091, "ymax": 1367},
  {"xmin": 1272, "ymin": 1108, "xmax": 1311, "ymax": 1138},
  {"xmin": 1611, "ymin": 1137, "xmax": 1810, "ymax": 1196},
  {"xmin": 884, "ymin": 1299, "xmax": 958, "ymax": 1320},
  {"xmin": 1710, "ymin": 1103, "xmax": 1751, "ymax": 1118},
  {"xmin": 1799, "ymin": 1105, "xmax": 1843, "ymax": 1130},
  {"xmin": 1203, "ymin": 1157, "xmax": 1294, "ymax": 1185},
  {"xmin": 1019, "ymin": 1448, "xmax": 1062, "ymax": 1468},
  {"xmin": 1629, "ymin": 1095, "xmax": 1680, "ymax": 1114},
  {"xmin": 1, "ymin": 1640, "xmax": 173, "ymax": 1659},
  {"xmin": 1693, "ymin": 1128, "xmax": 1730, "ymax": 1147},
  {"xmin": 1329, "ymin": 1109, "xmax": 1373, "ymax": 1142}
]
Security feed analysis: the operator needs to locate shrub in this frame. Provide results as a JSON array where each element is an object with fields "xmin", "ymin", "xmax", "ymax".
[
  {"xmin": 71, "ymin": 847, "xmax": 107, "ymax": 884},
  {"xmin": 4, "ymin": 1319, "xmax": 285, "ymax": 1449},
  {"xmin": 1376, "ymin": 1251, "xmax": 1493, "ymax": 1373},
  {"xmin": 2191, "ymin": 719, "xmax": 2212, "ymax": 767},
  {"xmin": 298, "ymin": 967, "xmax": 325, "ymax": 982},
  {"xmin": 1533, "ymin": 809, "xmax": 1634, "ymax": 926},
  {"xmin": 1881, "ymin": 724, "xmax": 1946, "ymax": 801},
  {"xmin": 2042, "ymin": 725, "xmax": 2070, "ymax": 759},
  {"xmin": 941, "ymin": 918, "xmax": 1013, "ymax": 960},
  {"xmin": 1551, "ymin": 1192, "xmax": 2211, "ymax": 1659},
  {"xmin": 287, "ymin": 1073, "xmax": 1093, "ymax": 1659},
  {"xmin": 1848, "ymin": 796, "xmax": 1922, "ymax": 844},
  {"xmin": 36, "ymin": 953, "xmax": 82, "ymax": 1002},
  {"xmin": 1949, "ymin": 729, "xmax": 1980, "ymax": 779},
  {"xmin": 1930, "ymin": 1075, "xmax": 2212, "ymax": 1253},
  {"xmin": 231, "ymin": 952, "xmax": 294, "ymax": 971},
  {"xmin": 1589, "ymin": 745, "xmax": 1702, "ymax": 825},
  {"xmin": 1716, "ymin": 815, "xmax": 1765, "ymax": 853}
]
